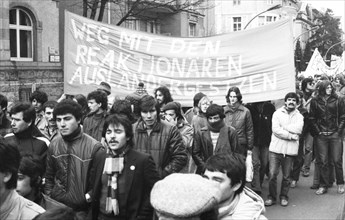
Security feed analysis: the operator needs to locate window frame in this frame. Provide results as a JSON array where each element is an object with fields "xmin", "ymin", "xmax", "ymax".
[
  {"xmin": 9, "ymin": 8, "xmax": 34, "ymax": 61},
  {"xmin": 189, "ymin": 22, "xmax": 197, "ymax": 37},
  {"xmin": 233, "ymin": 17, "xmax": 242, "ymax": 32}
]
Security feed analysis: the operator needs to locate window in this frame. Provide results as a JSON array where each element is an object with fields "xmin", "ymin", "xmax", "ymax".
[
  {"xmin": 189, "ymin": 23, "xmax": 196, "ymax": 37},
  {"xmin": 233, "ymin": 17, "xmax": 241, "ymax": 32},
  {"xmin": 147, "ymin": 21, "xmax": 159, "ymax": 34},
  {"xmin": 233, "ymin": 0, "xmax": 241, "ymax": 5},
  {"xmin": 9, "ymin": 8, "xmax": 33, "ymax": 61},
  {"xmin": 127, "ymin": 19, "xmax": 140, "ymax": 31},
  {"xmin": 258, "ymin": 15, "xmax": 277, "ymax": 26},
  {"xmin": 258, "ymin": 16, "xmax": 265, "ymax": 26},
  {"xmin": 267, "ymin": 0, "xmax": 274, "ymax": 4}
]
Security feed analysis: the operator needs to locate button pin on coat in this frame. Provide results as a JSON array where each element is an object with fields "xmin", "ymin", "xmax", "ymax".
[{"xmin": 130, "ymin": 165, "xmax": 135, "ymax": 170}]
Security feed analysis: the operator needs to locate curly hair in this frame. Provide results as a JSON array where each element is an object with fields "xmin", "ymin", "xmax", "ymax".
[
  {"xmin": 29, "ymin": 90, "xmax": 48, "ymax": 104},
  {"xmin": 154, "ymin": 86, "xmax": 173, "ymax": 105}
]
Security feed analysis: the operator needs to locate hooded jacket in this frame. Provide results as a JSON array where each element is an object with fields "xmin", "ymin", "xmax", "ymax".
[
  {"xmin": 44, "ymin": 127, "xmax": 103, "ymax": 211},
  {"xmin": 133, "ymin": 119, "xmax": 187, "ymax": 178},
  {"xmin": 269, "ymin": 106, "xmax": 304, "ymax": 156},
  {"xmin": 218, "ymin": 187, "xmax": 267, "ymax": 220}
]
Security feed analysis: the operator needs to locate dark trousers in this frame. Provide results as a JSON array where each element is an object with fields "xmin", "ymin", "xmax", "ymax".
[{"xmin": 315, "ymin": 133, "xmax": 344, "ymax": 188}]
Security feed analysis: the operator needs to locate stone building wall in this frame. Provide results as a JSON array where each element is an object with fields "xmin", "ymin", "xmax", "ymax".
[{"xmin": 0, "ymin": 61, "xmax": 63, "ymax": 103}]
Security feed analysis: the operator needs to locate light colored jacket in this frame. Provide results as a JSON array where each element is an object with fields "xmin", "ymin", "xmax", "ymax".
[
  {"xmin": 269, "ymin": 106, "xmax": 304, "ymax": 156},
  {"xmin": 218, "ymin": 187, "xmax": 267, "ymax": 220},
  {"xmin": 0, "ymin": 190, "xmax": 45, "ymax": 220}
]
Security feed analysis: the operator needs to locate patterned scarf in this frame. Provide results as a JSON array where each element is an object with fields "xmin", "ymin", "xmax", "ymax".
[{"xmin": 103, "ymin": 146, "xmax": 128, "ymax": 215}]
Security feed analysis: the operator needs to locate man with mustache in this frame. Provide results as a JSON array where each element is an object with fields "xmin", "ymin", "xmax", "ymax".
[
  {"xmin": 88, "ymin": 114, "xmax": 160, "ymax": 220},
  {"xmin": 264, "ymin": 92, "xmax": 304, "ymax": 207},
  {"xmin": 37, "ymin": 101, "xmax": 59, "ymax": 141},
  {"xmin": 44, "ymin": 100, "xmax": 103, "ymax": 218}
]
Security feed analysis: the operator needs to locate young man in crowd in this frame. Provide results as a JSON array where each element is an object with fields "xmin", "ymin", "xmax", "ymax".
[
  {"xmin": 154, "ymin": 86, "xmax": 173, "ymax": 113},
  {"xmin": 0, "ymin": 94, "xmax": 11, "ymax": 137},
  {"xmin": 83, "ymin": 90, "xmax": 108, "ymax": 142},
  {"xmin": 203, "ymin": 153, "xmax": 267, "ymax": 220},
  {"xmin": 29, "ymin": 90, "xmax": 48, "ymax": 126},
  {"xmin": 0, "ymin": 139, "xmax": 45, "ymax": 220},
  {"xmin": 45, "ymin": 100, "xmax": 103, "ymax": 218},
  {"xmin": 264, "ymin": 92, "xmax": 304, "ymax": 207},
  {"xmin": 16, "ymin": 154, "xmax": 67, "ymax": 210},
  {"xmin": 5, "ymin": 102, "xmax": 49, "ymax": 161},
  {"xmin": 88, "ymin": 114, "xmax": 160, "ymax": 219},
  {"xmin": 133, "ymin": 95, "xmax": 187, "ymax": 178},
  {"xmin": 300, "ymin": 77, "xmax": 316, "ymax": 177},
  {"xmin": 162, "ymin": 101, "xmax": 194, "ymax": 173},
  {"xmin": 37, "ymin": 101, "xmax": 59, "ymax": 141},
  {"xmin": 193, "ymin": 104, "xmax": 240, "ymax": 174}
]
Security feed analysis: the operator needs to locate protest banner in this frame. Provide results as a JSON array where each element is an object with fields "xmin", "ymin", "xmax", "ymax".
[{"xmin": 64, "ymin": 11, "xmax": 295, "ymax": 106}]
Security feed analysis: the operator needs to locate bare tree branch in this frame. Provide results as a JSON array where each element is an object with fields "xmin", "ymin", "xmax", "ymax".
[{"xmin": 90, "ymin": 0, "xmax": 100, "ymax": 20}]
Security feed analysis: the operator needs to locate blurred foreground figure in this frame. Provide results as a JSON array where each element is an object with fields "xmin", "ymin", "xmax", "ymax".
[
  {"xmin": 0, "ymin": 139, "xmax": 45, "ymax": 220},
  {"xmin": 151, "ymin": 173, "xmax": 220, "ymax": 220}
]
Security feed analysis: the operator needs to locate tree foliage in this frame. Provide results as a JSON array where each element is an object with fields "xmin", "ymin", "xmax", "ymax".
[
  {"xmin": 294, "ymin": 39, "xmax": 304, "ymax": 73},
  {"xmin": 305, "ymin": 9, "xmax": 344, "ymax": 65},
  {"xmin": 82, "ymin": 0, "xmax": 205, "ymax": 25}
]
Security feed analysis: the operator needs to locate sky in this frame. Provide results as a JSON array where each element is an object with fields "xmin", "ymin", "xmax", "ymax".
[{"xmin": 306, "ymin": 0, "xmax": 345, "ymax": 33}]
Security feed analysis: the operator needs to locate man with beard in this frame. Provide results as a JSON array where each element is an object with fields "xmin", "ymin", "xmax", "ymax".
[
  {"xmin": 88, "ymin": 114, "xmax": 160, "ymax": 220},
  {"xmin": 154, "ymin": 86, "xmax": 173, "ymax": 114},
  {"xmin": 29, "ymin": 90, "xmax": 48, "ymax": 127},
  {"xmin": 133, "ymin": 95, "xmax": 187, "ymax": 178},
  {"xmin": 264, "ymin": 92, "xmax": 303, "ymax": 207},
  {"xmin": 37, "ymin": 101, "xmax": 59, "ymax": 141}
]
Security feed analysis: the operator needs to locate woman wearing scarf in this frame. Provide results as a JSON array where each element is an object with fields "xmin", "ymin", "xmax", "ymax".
[
  {"xmin": 192, "ymin": 104, "xmax": 240, "ymax": 175},
  {"xmin": 87, "ymin": 114, "xmax": 160, "ymax": 220}
]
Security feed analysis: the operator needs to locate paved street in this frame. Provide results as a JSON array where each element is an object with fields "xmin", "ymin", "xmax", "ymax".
[{"xmin": 261, "ymin": 161, "xmax": 345, "ymax": 220}]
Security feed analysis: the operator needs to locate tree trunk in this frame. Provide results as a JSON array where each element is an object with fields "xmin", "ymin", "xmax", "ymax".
[
  {"xmin": 90, "ymin": 0, "xmax": 100, "ymax": 20},
  {"xmin": 83, "ymin": 0, "xmax": 88, "ymax": 17},
  {"xmin": 98, "ymin": 0, "xmax": 108, "ymax": 22}
]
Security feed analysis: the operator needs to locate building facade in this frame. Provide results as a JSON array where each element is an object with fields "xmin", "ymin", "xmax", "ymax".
[{"xmin": 0, "ymin": 0, "xmax": 205, "ymax": 102}]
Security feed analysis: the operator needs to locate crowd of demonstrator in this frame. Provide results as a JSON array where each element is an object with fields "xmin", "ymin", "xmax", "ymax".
[{"xmin": 1, "ymin": 74, "xmax": 345, "ymax": 220}]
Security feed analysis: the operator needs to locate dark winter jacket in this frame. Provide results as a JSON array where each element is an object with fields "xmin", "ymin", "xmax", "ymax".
[
  {"xmin": 0, "ymin": 113, "xmax": 11, "ymax": 137},
  {"xmin": 224, "ymin": 104, "xmax": 254, "ymax": 151},
  {"xmin": 309, "ymin": 94, "xmax": 345, "ymax": 136},
  {"xmin": 44, "ymin": 127, "xmax": 103, "ymax": 211},
  {"xmin": 245, "ymin": 102, "xmax": 275, "ymax": 148},
  {"xmin": 192, "ymin": 125, "xmax": 240, "ymax": 174},
  {"xmin": 87, "ymin": 149, "xmax": 160, "ymax": 220},
  {"xmin": 5, "ymin": 127, "xmax": 49, "ymax": 162},
  {"xmin": 83, "ymin": 111, "xmax": 107, "ymax": 142},
  {"xmin": 133, "ymin": 120, "xmax": 187, "ymax": 178}
]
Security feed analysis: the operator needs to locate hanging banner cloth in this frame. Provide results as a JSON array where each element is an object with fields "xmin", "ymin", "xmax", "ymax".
[{"xmin": 64, "ymin": 11, "xmax": 295, "ymax": 106}]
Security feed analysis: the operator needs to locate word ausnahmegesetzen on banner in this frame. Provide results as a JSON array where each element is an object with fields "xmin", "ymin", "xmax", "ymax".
[{"xmin": 64, "ymin": 11, "xmax": 295, "ymax": 106}]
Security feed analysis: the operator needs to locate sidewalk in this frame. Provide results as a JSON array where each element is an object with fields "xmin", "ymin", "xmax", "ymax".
[{"xmin": 261, "ymin": 162, "xmax": 344, "ymax": 220}]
